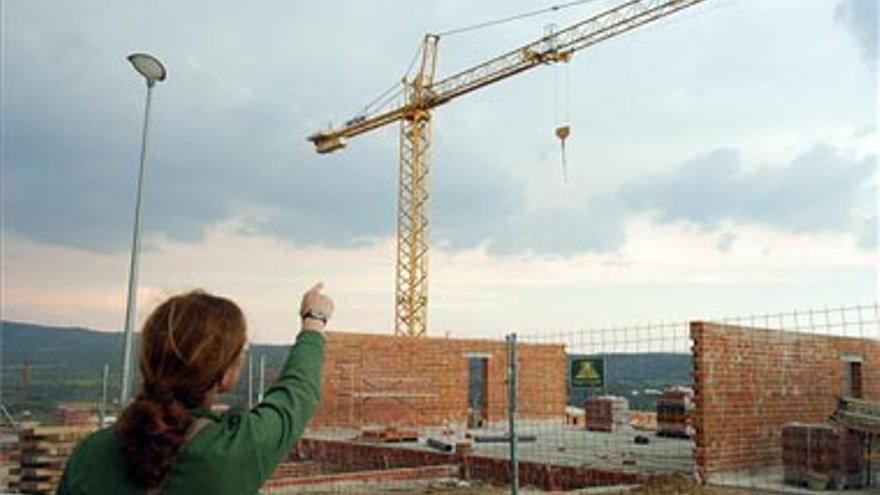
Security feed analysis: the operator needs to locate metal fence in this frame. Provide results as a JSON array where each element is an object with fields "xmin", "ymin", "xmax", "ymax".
[
  {"xmin": 507, "ymin": 302, "xmax": 879, "ymax": 494},
  {"xmin": 237, "ymin": 303, "xmax": 880, "ymax": 493},
  {"xmin": 511, "ymin": 319, "xmax": 695, "ymax": 491},
  {"xmin": 1, "ymin": 303, "xmax": 877, "ymax": 494}
]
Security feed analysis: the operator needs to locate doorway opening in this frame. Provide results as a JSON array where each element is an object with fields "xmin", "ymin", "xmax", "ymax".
[{"xmin": 467, "ymin": 356, "xmax": 489, "ymax": 428}]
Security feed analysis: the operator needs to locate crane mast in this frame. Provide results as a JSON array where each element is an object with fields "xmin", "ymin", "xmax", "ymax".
[
  {"xmin": 395, "ymin": 35, "xmax": 439, "ymax": 337},
  {"xmin": 308, "ymin": 0, "xmax": 709, "ymax": 337}
]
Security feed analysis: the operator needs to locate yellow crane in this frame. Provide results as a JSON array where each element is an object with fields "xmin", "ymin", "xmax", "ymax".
[{"xmin": 309, "ymin": 0, "xmax": 709, "ymax": 337}]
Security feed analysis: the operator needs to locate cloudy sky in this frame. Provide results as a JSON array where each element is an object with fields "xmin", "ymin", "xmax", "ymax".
[{"xmin": 2, "ymin": 0, "xmax": 877, "ymax": 343}]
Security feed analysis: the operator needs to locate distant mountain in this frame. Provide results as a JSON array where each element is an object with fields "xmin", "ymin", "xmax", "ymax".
[
  {"xmin": 2, "ymin": 320, "xmax": 124, "ymax": 374},
  {"xmin": 0, "ymin": 321, "xmax": 291, "ymax": 421},
  {"xmin": 566, "ymin": 353, "xmax": 692, "ymax": 410},
  {"xmin": 3, "ymin": 321, "xmax": 692, "ymax": 422},
  {"xmin": 2, "ymin": 321, "xmax": 126, "ymax": 420}
]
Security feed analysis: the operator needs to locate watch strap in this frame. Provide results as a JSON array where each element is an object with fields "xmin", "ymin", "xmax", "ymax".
[{"xmin": 302, "ymin": 309, "xmax": 328, "ymax": 324}]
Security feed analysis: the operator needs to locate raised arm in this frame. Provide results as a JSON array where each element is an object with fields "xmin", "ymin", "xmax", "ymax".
[{"xmin": 245, "ymin": 283, "xmax": 333, "ymax": 482}]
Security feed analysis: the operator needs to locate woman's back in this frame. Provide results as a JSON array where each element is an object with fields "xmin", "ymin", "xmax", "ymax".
[{"xmin": 57, "ymin": 287, "xmax": 331, "ymax": 495}]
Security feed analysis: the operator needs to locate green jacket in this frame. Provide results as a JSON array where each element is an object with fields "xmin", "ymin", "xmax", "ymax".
[{"xmin": 57, "ymin": 330, "xmax": 325, "ymax": 495}]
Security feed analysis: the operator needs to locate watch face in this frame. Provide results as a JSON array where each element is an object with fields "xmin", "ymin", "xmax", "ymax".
[{"xmin": 310, "ymin": 308, "xmax": 327, "ymax": 319}]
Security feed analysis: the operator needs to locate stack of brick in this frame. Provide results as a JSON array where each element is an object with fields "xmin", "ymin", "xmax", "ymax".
[
  {"xmin": 656, "ymin": 386, "xmax": 693, "ymax": 438},
  {"xmin": 55, "ymin": 405, "xmax": 93, "ymax": 427},
  {"xmin": 269, "ymin": 461, "xmax": 329, "ymax": 480},
  {"xmin": 782, "ymin": 423, "xmax": 865, "ymax": 490},
  {"xmin": 1, "ymin": 445, "xmax": 20, "ymax": 492},
  {"xmin": 584, "ymin": 396, "xmax": 629, "ymax": 433},
  {"xmin": 12, "ymin": 425, "xmax": 93, "ymax": 494}
]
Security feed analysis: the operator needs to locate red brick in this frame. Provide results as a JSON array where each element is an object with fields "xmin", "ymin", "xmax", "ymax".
[
  {"xmin": 690, "ymin": 322, "xmax": 879, "ymax": 477},
  {"xmin": 310, "ymin": 333, "xmax": 566, "ymax": 427}
]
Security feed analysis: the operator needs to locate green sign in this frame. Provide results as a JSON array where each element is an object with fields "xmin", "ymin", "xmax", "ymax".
[{"xmin": 570, "ymin": 357, "xmax": 604, "ymax": 388}]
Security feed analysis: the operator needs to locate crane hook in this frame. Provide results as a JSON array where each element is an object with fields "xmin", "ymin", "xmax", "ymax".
[{"xmin": 555, "ymin": 125, "xmax": 570, "ymax": 184}]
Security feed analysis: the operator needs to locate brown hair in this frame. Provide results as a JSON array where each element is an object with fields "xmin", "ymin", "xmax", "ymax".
[{"xmin": 114, "ymin": 290, "xmax": 247, "ymax": 488}]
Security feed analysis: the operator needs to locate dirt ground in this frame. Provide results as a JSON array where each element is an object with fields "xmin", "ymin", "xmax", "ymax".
[
  {"xmin": 626, "ymin": 475, "xmax": 747, "ymax": 494},
  {"xmin": 304, "ymin": 474, "xmax": 748, "ymax": 494}
]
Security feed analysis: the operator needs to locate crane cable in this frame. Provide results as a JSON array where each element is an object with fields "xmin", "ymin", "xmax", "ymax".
[
  {"xmin": 553, "ymin": 35, "xmax": 571, "ymax": 185},
  {"xmin": 358, "ymin": 0, "xmax": 607, "ymax": 119},
  {"xmin": 358, "ymin": 42, "xmax": 423, "ymax": 117},
  {"xmin": 353, "ymin": 0, "xmax": 738, "ymax": 122},
  {"xmin": 437, "ymin": 0, "xmax": 607, "ymax": 37}
]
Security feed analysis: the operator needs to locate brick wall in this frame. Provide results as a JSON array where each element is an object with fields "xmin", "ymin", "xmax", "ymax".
[
  {"xmin": 691, "ymin": 322, "xmax": 880, "ymax": 477},
  {"xmin": 310, "ymin": 332, "xmax": 565, "ymax": 427},
  {"xmin": 296, "ymin": 438, "xmax": 642, "ymax": 491}
]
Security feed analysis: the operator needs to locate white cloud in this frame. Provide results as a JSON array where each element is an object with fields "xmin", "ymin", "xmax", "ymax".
[
  {"xmin": 2, "ymin": 0, "xmax": 876, "ymax": 338},
  {"xmin": 4, "ymin": 215, "xmax": 873, "ymax": 343},
  {"xmin": 3, "ymin": 0, "xmax": 874, "ymax": 255}
]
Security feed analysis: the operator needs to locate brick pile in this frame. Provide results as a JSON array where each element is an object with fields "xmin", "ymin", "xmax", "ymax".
[
  {"xmin": 584, "ymin": 396, "xmax": 629, "ymax": 433},
  {"xmin": 10, "ymin": 425, "xmax": 94, "ymax": 494},
  {"xmin": 2, "ymin": 444, "xmax": 18, "ymax": 492},
  {"xmin": 782, "ymin": 423, "xmax": 865, "ymax": 490},
  {"xmin": 54, "ymin": 405, "xmax": 93, "ymax": 427},
  {"xmin": 656, "ymin": 387, "xmax": 693, "ymax": 438}
]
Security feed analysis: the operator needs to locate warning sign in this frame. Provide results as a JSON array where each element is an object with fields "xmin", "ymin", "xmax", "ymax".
[{"xmin": 569, "ymin": 357, "xmax": 605, "ymax": 388}]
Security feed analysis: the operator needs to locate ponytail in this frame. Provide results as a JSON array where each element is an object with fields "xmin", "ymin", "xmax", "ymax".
[{"xmin": 115, "ymin": 390, "xmax": 192, "ymax": 488}]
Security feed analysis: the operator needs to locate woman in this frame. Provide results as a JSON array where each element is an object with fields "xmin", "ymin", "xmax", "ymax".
[{"xmin": 57, "ymin": 283, "xmax": 333, "ymax": 494}]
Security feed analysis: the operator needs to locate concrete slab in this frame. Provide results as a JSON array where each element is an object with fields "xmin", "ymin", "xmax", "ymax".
[
  {"xmin": 263, "ymin": 465, "xmax": 459, "ymax": 494},
  {"xmin": 306, "ymin": 419, "xmax": 693, "ymax": 475}
]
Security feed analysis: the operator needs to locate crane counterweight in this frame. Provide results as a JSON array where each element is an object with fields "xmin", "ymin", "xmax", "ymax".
[{"xmin": 308, "ymin": 133, "xmax": 347, "ymax": 154}]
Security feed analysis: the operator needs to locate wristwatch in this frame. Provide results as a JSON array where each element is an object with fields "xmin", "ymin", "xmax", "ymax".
[{"xmin": 302, "ymin": 307, "xmax": 328, "ymax": 324}]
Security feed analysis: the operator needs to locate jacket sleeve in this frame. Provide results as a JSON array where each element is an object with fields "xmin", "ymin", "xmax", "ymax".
[
  {"xmin": 246, "ymin": 329, "xmax": 325, "ymax": 481},
  {"xmin": 55, "ymin": 471, "xmax": 71, "ymax": 495}
]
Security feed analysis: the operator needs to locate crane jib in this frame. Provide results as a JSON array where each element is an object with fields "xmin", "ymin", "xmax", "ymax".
[
  {"xmin": 306, "ymin": 0, "xmax": 714, "ymax": 336},
  {"xmin": 309, "ymin": 0, "xmax": 708, "ymax": 151}
]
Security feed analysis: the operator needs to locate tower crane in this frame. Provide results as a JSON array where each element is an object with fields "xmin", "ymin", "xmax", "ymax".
[{"xmin": 309, "ymin": 0, "xmax": 709, "ymax": 337}]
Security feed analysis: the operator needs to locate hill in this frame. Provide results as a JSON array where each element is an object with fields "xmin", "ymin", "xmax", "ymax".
[
  {"xmin": 3, "ymin": 321, "xmax": 691, "ymax": 421},
  {"xmin": 566, "ymin": 353, "xmax": 692, "ymax": 410},
  {"xmin": 0, "ymin": 321, "xmax": 289, "ymax": 421}
]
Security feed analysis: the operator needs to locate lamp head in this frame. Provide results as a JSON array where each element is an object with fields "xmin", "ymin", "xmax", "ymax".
[{"xmin": 127, "ymin": 53, "xmax": 167, "ymax": 87}]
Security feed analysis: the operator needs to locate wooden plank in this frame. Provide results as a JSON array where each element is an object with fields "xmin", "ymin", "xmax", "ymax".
[
  {"xmin": 19, "ymin": 426, "xmax": 93, "ymax": 442},
  {"xmin": 17, "ymin": 454, "xmax": 65, "ymax": 467},
  {"xmin": 19, "ymin": 466, "xmax": 63, "ymax": 479},
  {"xmin": 17, "ymin": 478, "xmax": 58, "ymax": 493},
  {"xmin": 19, "ymin": 440, "xmax": 77, "ymax": 456}
]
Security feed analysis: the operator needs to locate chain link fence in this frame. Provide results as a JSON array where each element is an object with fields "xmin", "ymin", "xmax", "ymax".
[
  {"xmin": 506, "ymin": 302, "xmax": 879, "ymax": 494},
  {"xmin": 2, "ymin": 303, "xmax": 877, "ymax": 493}
]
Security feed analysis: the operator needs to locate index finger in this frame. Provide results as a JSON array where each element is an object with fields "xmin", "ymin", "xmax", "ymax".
[{"xmin": 307, "ymin": 282, "xmax": 324, "ymax": 294}]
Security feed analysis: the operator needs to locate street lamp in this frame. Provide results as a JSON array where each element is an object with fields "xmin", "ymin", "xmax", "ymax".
[{"xmin": 120, "ymin": 53, "xmax": 166, "ymax": 406}]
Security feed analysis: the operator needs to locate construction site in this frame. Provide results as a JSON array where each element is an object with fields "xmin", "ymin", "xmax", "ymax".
[
  {"xmin": 1, "ymin": 304, "xmax": 878, "ymax": 494},
  {"xmin": 1, "ymin": 0, "xmax": 877, "ymax": 493}
]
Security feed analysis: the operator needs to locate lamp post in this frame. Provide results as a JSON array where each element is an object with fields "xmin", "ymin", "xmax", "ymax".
[{"xmin": 120, "ymin": 53, "xmax": 166, "ymax": 406}]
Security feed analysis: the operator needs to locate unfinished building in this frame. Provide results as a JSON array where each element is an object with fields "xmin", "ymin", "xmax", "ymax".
[
  {"xmin": 310, "ymin": 332, "xmax": 566, "ymax": 428},
  {"xmin": 691, "ymin": 321, "xmax": 879, "ymax": 489}
]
